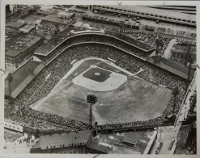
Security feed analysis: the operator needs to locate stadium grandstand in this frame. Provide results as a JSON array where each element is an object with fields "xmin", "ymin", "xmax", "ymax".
[
  {"xmin": 5, "ymin": 42, "xmax": 190, "ymax": 132},
  {"xmin": 33, "ymin": 26, "xmax": 194, "ymax": 80}
]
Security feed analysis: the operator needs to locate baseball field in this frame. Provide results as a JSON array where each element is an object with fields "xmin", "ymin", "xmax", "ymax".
[{"xmin": 30, "ymin": 58, "xmax": 172, "ymax": 125}]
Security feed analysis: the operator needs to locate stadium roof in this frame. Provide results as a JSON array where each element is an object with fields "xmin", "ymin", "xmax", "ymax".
[
  {"xmin": 5, "ymin": 34, "xmax": 42, "ymax": 57},
  {"xmin": 104, "ymin": 5, "xmax": 196, "ymax": 22},
  {"xmin": 32, "ymin": 130, "xmax": 93, "ymax": 150},
  {"xmin": 5, "ymin": 60, "xmax": 45, "ymax": 99}
]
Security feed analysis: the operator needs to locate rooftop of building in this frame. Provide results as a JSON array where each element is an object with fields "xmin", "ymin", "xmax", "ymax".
[
  {"xmin": 21, "ymin": 24, "xmax": 35, "ymax": 30},
  {"xmin": 147, "ymin": 5, "xmax": 196, "ymax": 15},
  {"xmin": 87, "ymin": 131, "xmax": 153, "ymax": 154},
  {"xmin": 57, "ymin": 11, "xmax": 74, "ymax": 16},
  {"xmin": 5, "ymin": 27, "xmax": 21, "ymax": 42},
  {"xmin": 97, "ymin": 5, "xmax": 196, "ymax": 22},
  {"xmin": 178, "ymin": 125, "xmax": 192, "ymax": 147},
  {"xmin": 42, "ymin": 14, "xmax": 70, "ymax": 24},
  {"xmin": 36, "ymin": 5, "xmax": 55, "ymax": 15},
  {"xmin": 172, "ymin": 45, "xmax": 196, "ymax": 54},
  {"xmin": 5, "ymin": 60, "xmax": 45, "ymax": 98},
  {"xmin": 6, "ymin": 21, "xmax": 26, "ymax": 29},
  {"xmin": 32, "ymin": 130, "xmax": 93, "ymax": 150},
  {"xmin": 5, "ymin": 33, "xmax": 43, "ymax": 57}
]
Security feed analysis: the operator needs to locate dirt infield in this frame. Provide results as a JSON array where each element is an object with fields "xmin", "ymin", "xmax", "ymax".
[
  {"xmin": 31, "ymin": 58, "xmax": 172, "ymax": 125},
  {"xmin": 83, "ymin": 67, "xmax": 111, "ymax": 82},
  {"xmin": 73, "ymin": 65, "xmax": 127, "ymax": 91}
]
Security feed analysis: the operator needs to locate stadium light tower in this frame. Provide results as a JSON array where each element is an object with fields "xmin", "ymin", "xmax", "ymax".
[{"xmin": 87, "ymin": 94, "xmax": 97, "ymax": 127}]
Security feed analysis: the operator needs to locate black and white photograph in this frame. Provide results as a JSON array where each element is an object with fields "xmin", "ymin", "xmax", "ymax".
[{"xmin": 2, "ymin": 1, "xmax": 197, "ymax": 155}]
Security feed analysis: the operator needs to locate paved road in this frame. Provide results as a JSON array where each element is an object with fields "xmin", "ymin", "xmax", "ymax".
[{"xmin": 150, "ymin": 126, "xmax": 178, "ymax": 154}]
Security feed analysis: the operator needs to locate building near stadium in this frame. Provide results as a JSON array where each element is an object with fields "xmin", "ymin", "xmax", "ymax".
[
  {"xmin": 89, "ymin": 5, "xmax": 196, "ymax": 26},
  {"xmin": 30, "ymin": 130, "xmax": 93, "ymax": 153},
  {"xmin": 6, "ymin": 21, "xmax": 25, "ymax": 30},
  {"xmin": 171, "ymin": 45, "xmax": 196, "ymax": 66},
  {"xmin": 5, "ymin": 33, "xmax": 43, "ymax": 67},
  {"xmin": 5, "ymin": 27, "xmax": 21, "ymax": 42},
  {"xmin": 41, "ymin": 13, "xmax": 74, "ymax": 29},
  {"xmin": 82, "ymin": 14, "xmax": 141, "ymax": 29},
  {"xmin": 57, "ymin": 11, "xmax": 75, "ymax": 19},
  {"xmin": 5, "ymin": 60, "xmax": 45, "ymax": 99},
  {"xmin": 30, "ymin": 129, "xmax": 156, "ymax": 154},
  {"xmin": 20, "ymin": 24, "xmax": 35, "ymax": 33}
]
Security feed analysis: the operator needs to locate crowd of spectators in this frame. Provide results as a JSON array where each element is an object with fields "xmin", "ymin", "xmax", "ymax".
[
  {"xmin": 6, "ymin": 41, "xmax": 188, "ymax": 133},
  {"xmin": 6, "ymin": 106, "xmax": 91, "ymax": 133},
  {"xmin": 38, "ymin": 33, "xmax": 152, "ymax": 64},
  {"xmin": 128, "ymin": 32, "xmax": 172, "ymax": 55}
]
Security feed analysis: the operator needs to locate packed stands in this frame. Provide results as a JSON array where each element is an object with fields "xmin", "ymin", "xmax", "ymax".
[{"xmin": 6, "ymin": 43, "xmax": 188, "ymax": 133}]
